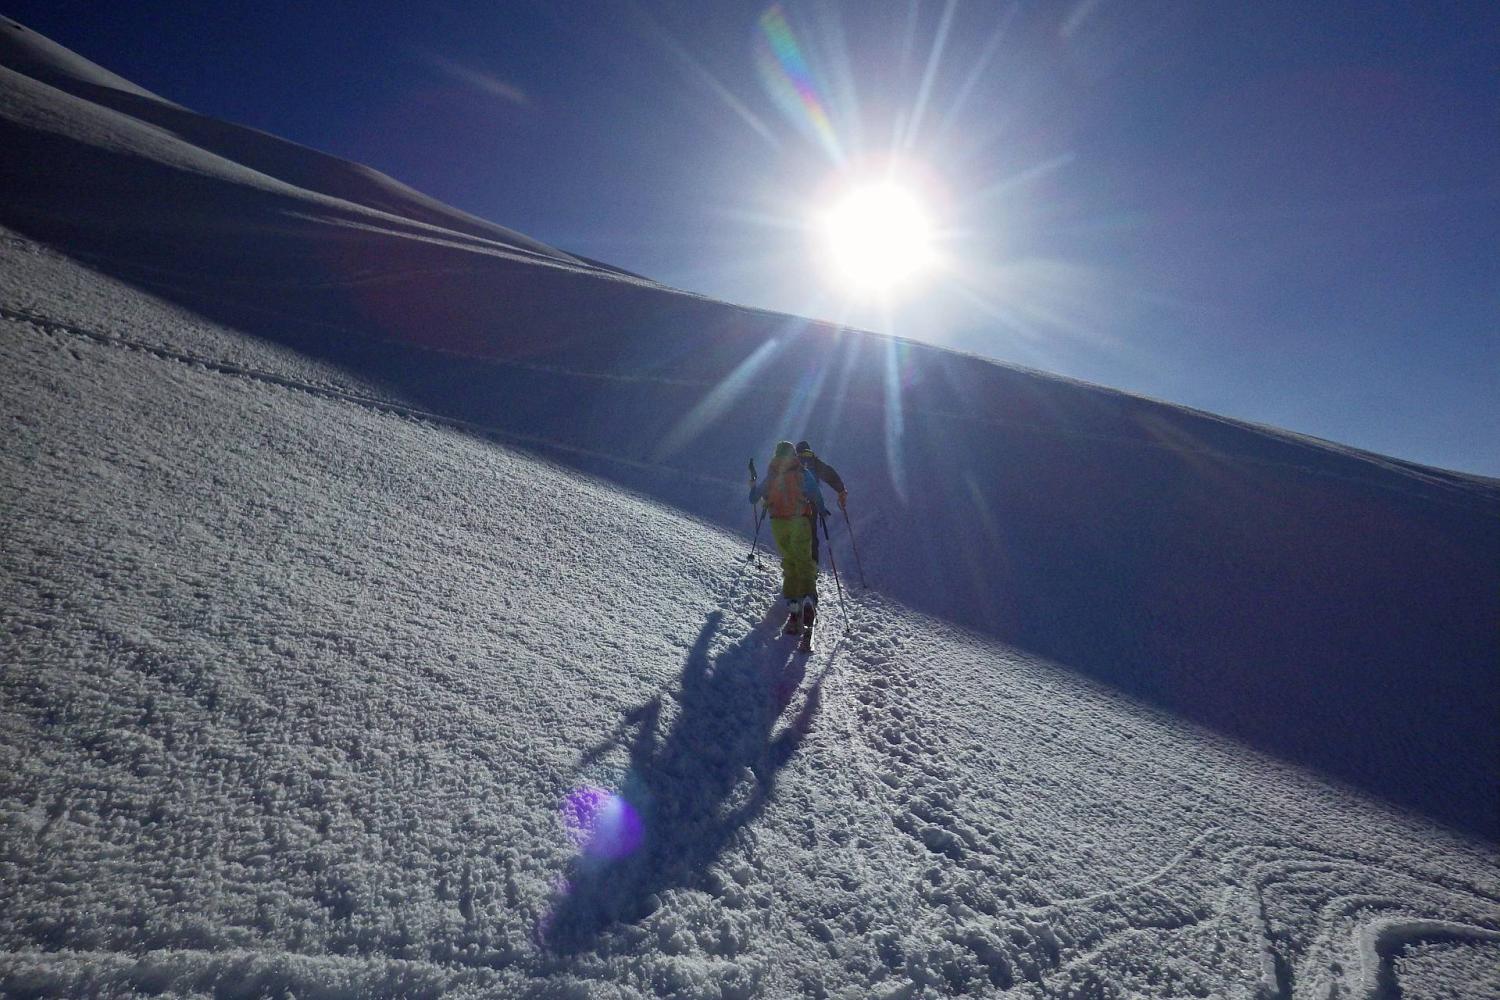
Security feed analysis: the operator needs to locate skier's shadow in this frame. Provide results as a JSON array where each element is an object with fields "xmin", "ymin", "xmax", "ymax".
[{"xmin": 544, "ymin": 609, "xmax": 820, "ymax": 951}]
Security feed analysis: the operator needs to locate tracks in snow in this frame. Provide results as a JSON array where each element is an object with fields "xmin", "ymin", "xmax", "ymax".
[
  {"xmin": 753, "ymin": 598, "xmax": 1500, "ymax": 996},
  {"xmin": 1222, "ymin": 842, "xmax": 1500, "ymax": 1000},
  {"xmin": 0, "ymin": 944, "xmax": 501, "ymax": 999},
  {"xmin": 6, "ymin": 292, "xmax": 1491, "ymax": 516},
  {"xmin": 0, "ymin": 306, "xmax": 732, "ymax": 493}
]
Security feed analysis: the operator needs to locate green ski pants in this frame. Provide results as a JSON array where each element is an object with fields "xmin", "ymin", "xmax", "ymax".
[{"xmin": 770, "ymin": 516, "xmax": 818, "ymax": 601}]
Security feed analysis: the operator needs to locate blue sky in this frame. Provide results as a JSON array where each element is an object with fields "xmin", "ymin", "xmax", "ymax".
[{"xmin": 11, "ymin": 1, "xmax": 1498, "ymax": 475}]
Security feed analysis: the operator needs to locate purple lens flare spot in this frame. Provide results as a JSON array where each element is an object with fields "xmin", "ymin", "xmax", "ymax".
[{"xmin": 562, "ymin": 785, "xmax": 644, "ymax": 860}]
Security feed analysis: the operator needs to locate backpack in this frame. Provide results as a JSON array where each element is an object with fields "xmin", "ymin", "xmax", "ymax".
[{"xmin": 763, "ymin": 454, "xmax": 810, "ymax": 518}]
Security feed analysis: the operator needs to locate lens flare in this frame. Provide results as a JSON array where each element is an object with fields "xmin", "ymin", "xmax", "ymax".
[
  {"xmin": 755, "ymin": 4, "xmax": 842, "ymax": 162},
  {"xmin": 561, "ymin": 785, "xmax": 644, "ymax": 861}
]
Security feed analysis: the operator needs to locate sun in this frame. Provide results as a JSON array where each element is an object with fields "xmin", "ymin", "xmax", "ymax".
[{"xmin": 819, "ymin": 181, "xmax": 938, "ymax": 294}]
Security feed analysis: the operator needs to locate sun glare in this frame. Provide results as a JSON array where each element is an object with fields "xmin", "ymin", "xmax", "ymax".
[{"xmin": 820, "ymin": 182, "xmax": 937, "ymax": 294}]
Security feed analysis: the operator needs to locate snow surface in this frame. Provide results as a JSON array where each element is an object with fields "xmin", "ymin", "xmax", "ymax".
[{"xmin": 3, "ymin": 18, "xmax": 1499, "ymax": 1000}]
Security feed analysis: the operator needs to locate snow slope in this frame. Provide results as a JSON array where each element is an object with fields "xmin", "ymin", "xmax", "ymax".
[{"xmin": 2, "ymin": 18, "xmax": 1498, "ymax": 999}]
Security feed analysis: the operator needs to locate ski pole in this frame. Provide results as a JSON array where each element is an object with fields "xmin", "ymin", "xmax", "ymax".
[
  {"xmin": 748, "ymin": 458, "xmax": 764, "ymax": 563},
  {"xmin": 840, "ymin": 497, "xmax": 868, "ymax": 588},
  {"xmin": 749, "ymin": 505, "xmax": 766, "ymax": 563},
  {"xmin": 818, "ymin": 511, "xmax": 849, "ymax": 627}
]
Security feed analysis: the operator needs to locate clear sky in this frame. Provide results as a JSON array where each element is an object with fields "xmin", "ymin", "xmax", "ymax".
[{"xmin": 10, "ymin": 1, "xmax": 1498, "ymax": 476}]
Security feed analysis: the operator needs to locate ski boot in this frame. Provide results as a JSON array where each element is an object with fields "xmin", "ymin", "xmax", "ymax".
[
  {"xmin": 798, "ymin": 597, "xmax": 816, "ymax": 652},
  {"xmin": 782, "ymin": 599, "xmax": 803, "ymax": 636}
]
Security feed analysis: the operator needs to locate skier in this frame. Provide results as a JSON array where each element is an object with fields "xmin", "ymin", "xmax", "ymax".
[
  {"xmin": 750, "ymin": 441, "xmax": 821, "ymax": 648},
  {"xmin": 794, "ymin": 440, "xmax": 847, "ymax": 566}
]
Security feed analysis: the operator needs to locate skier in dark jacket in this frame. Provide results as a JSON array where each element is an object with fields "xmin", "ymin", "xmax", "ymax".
[{"xmin": 795, "ymin": 441, "xmax": 846, "ymax": 565}]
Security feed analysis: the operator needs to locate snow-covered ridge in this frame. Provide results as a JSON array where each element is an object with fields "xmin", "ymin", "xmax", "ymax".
[
  {"xmin": 2, "ymin": 19, "xmax": 1498, "ymax": 998},
  {"xmin": 0, "ymin": 16, "xmax": 587, "ymax": 266},
  {"xmin": 0, "ymin": 15, "xmax": 167, "ymax": 102}
]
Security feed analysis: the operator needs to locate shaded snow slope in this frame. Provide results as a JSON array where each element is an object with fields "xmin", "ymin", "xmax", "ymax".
[
  {"xmin": 4, "ymin": 298, "xmax": 1499, "ymax": 999},
  {"xmin": 3, "ymin": 21, "xmax": 1495, "ymax": 839},
  {"xmin": 0, "ymin": 16, "xmax": 584, "ymax": 265},
  {"xmin": 0, "ymin": 15, "xmax": 166, "ymax": 102}
]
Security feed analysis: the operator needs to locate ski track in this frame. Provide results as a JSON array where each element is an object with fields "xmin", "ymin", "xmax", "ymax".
[
  {"xmin": 706, "ymin": 567, "xmax": 1500, "ymax": 997},
  {"xmin": 26, "ymin": 239, "xmax": 1493, "ymax": 506},
  {"xmin": 1223, "ymin": 845, "xmax": 1500, "ymax": 1000},
  {"xmin": 4, "ymin": 298, "xmax": 1499, "ymax": 997},
  {"xmin": 0, "ymin": 945, "xmax": 492, "ymax": 1000},
  {"xmin": 5, "ymin": 273, "xmax": 1493, "ymax": 517},
  {"xmin": 0, "ymin": 305, "xmax": 736, "ymax": 494}
]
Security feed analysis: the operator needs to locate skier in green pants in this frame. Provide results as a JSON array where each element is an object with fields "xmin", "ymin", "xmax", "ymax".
[{"xmin": 749, "ymin": 440, "xmax": 822, "ymax": 645}]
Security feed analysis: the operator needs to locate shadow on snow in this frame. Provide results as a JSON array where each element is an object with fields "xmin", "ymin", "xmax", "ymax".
[{"xmin": 542, "ymin": 611, "xmax": 820, "ymax": 951}]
